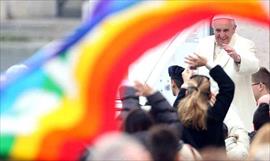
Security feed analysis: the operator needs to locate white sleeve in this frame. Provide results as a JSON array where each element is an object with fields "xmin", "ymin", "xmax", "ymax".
[
  {"xmin": 235, "ymin": 39, "xmax": 259, "ymax": 74},
  {"xmin": 225, "ymin": 126, "xmax": 250, "ymax": 160}
]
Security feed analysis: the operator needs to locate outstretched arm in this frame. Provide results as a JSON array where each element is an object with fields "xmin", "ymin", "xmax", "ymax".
[
  {"xmin": 184, "ymin": 53, "xmax": 235, "ymax": 121},
  {"xmin": 134, "ymin": 81, "xmax": 180, "ymax": 124}
]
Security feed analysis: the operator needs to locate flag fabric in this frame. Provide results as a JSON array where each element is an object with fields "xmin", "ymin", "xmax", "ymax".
[{"xmin": 0, "ymin": 0, "xmax": 269, "ymax": 160}]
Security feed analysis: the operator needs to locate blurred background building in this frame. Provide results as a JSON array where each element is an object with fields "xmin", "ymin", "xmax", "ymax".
[{"xmin": 0, "ymin": 0, "xmax": 83, "ymax": 72}]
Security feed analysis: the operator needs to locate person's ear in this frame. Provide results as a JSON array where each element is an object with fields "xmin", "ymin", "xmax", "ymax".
[
  {"xmin": 171, "ymin": 80, "xmax": 176, "ymax": 88},
  {"xmin": 172, "ymin": 84, "xmax": 176, "ymax": 89},
  {"xmin": 258, "ymin": 83, "xmax": 265, "ymax": 91}
]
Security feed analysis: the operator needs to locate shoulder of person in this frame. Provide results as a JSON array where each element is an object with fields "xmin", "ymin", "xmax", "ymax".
[
  {"xmin": 257, "ymin": 94, "xmax": 270, "ymax": 105},
  {"xmin": 234, "ymin": 34, "xmax": 255, "ymax": 45},
  {"xmin": 255, "ymin": 102, "xmax": 269, "ymax": 115},
  {"xmin": 179, "ymin": 144, "xmax": 202, "ymax": 160}
]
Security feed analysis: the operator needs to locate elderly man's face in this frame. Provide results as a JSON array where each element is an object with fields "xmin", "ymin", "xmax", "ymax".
[{"xmin": 212, "ymin": 19, "xmax": 236, "ymax": 46}]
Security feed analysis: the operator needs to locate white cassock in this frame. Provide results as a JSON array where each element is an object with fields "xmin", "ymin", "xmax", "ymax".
[{"xmin": 196, "ymin": 33, "xmax": 259, "ymax": 131}]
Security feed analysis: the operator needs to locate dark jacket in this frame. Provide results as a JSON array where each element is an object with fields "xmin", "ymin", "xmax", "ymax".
[
  {"xmin": 147, "ymin": 65, "xmax": 235, "ymax": 150},
  {"xmin": 179, "ymin": 65, "xmax": 235, "ymax": 149},
  {"xmin": 249, "ymin": 103, "xmax": 270, "ymax": 142},
  {"xmin": 173, "ymin": 89, "xmax": 186, "ymax": 109},
  {"xmin": 146, "ymin": 92, "xmax": 183, "ymax": 139}
]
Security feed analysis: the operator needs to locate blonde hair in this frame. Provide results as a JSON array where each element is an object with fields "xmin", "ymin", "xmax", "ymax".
[
  {"xmin": 248, "ymin": 123, "xmax": 270, "ymax": 161},
  {"xmin": 178, "ymin": 75, "xmax": 210, "ymax": 130}
]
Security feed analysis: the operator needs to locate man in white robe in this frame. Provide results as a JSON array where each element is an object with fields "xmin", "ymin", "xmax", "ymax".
[{"xmin": 195, "ymin": 15, "xmax": 259, "ymax": 131}]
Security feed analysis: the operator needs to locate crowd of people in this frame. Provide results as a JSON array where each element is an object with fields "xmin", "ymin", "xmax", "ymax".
[
  {"xmin": 1, "ymin": 15, "xmax": 269, "ymax": 161},
  {"xmin": 80, "ymin": 15, "xmax": 269, "ymax": 161}
]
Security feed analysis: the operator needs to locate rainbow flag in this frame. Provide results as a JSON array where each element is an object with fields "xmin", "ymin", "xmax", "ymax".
[{"xmin": 0, "ymin": 0, "xmax": 269, "ymax": 160}]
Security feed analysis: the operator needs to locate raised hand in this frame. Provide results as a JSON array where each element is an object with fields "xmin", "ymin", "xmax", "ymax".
[
  {"xmin": 134, "ymin": 81, "xmax": 155, "ymax": 97},
  {"xmin": 182, "ymin": 68, "xmax": 193, "ymax": 84},
  {"xmin": 222, "ymin": 44, "xmax": 241, "ymax": 63},
  {"xmin": 184, "ymin": 53, "xmax": 207, "ymax": 69}
]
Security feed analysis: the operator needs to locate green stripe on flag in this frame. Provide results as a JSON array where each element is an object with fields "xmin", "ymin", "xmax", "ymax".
[
  {"xmin": 43, "ymin": 75, "xmax": 64, "ymax": 97},
  {"xmin": 0, "ymin": 135, "xmax": 15, "ymax": 159}
]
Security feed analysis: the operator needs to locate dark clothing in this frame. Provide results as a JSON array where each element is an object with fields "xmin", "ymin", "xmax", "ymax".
[
  {"xmin": 253, "ymin": 103, "xmax": 270, "ymax": 131},
  {"xmin": 147, "ymin": 92, "xmax": 179, "ymax": 124},
  {"xmin": 119, "ymin": 65, "xmax": 234, "ymax": 150},
  {"xmin": 179, "ymin": 65, "xmax": 235, "ymax": 149},
  {"xmin": 249, "ymin": 103, "xmax": 270, "ymax": 142},
  {"xmin": 147, "ymin": 65, "xmax": 235, "ymax": 150},
  {"xmin": 146, "ymin": 92, "xmax": 183, "ymax": 139},
  {"xmin": 173, "ymin": 97, "xmax": 179, "ymax": 109},
  {"xmin": 248, "ymin": 131, "xmax": 256, "ymax": 143},
  {"xmin": 118, "ymin": 86, "xmax": 141, "ymax": 121},
  {"xmin": 173, "ymin": 89, "xmax": 186, "ymax": 109}
]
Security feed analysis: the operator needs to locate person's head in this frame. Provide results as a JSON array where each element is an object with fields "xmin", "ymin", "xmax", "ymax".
[
  {"xmin": 253, "ymin": 103, "xmax": 270, "ymax": 131},
  {"xmin": 168, "ymin": 65, "xmax": 185, "ymax": 96},
  {"xmin": 248, "ymin": 123, "xmax": 270, "ymax": 161},
  {"xmin": 252, "ymin": 67, "xmax": 270, "ymax": 102},
  {"xmin": 124, "ymin": 108, "xmax": 154, "ymax": 134},
  {"xmin": 200, "ymin": 147, "xmax": 229, "ymax": 161},
  {"xmin": 211, "ymin": 15, "xmax": 237, "ymax": 46},
  {"xmin": 86, "ymin": 132, "xmax": 152, "ymax": 161},
  {"xmin": 148, "ymin": 125, "xmax": 180, "ymax": 161},
  {"xmin": 178, "ymin": 75, "xmax": 211, "ymax": 130}
]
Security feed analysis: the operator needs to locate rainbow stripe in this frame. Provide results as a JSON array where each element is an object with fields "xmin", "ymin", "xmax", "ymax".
[{"xmin": 0, "ymin": 0, "xmax": 269, "ymax": 160}]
